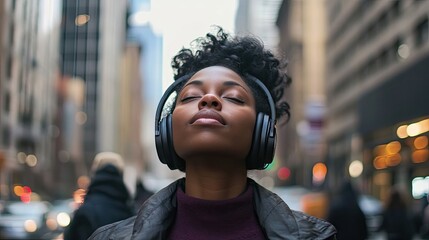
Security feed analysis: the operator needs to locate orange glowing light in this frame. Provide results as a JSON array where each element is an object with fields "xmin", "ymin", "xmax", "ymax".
[
  {"xmin": 75, "ymin": 14, "xmax": 90, "ymax": 26},
  {"xmin": 397, "ymin": 125, "xmax": 408, "ymax": 138},
  {"xmin": 312, "ymin": 163, "xmax": 327, "ymax": 181},
  {"xmin": 386, "ymin": 153, "xmax": 401, "ymax": 166},
  {"xmin": 13, "ymin": 185, "xmax": 24, "ymax": 197},
  {"xmin": 373, "ymin": 156, "xmax": 387, "ymax": 169},
  {"xmin": 386, "ymin": 141, "xmax": 401, "ymax": 154},
  {"xmin": 73, "ymin": 189, "xmax": 86, "ymax": 204},
  {"xmin": 373, "ymin": 144, "xmax": 387, "ymax": 156},
  {"xmin": 412, "ymin": 149, "xmax": 429, "ymax": 163},
  {"xmin": 414, "ymin": 136, "xmax": 428, "ymax": 149}
]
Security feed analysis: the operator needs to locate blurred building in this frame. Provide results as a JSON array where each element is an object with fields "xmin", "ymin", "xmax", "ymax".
[
  {"xmin": 0, "ymin": 0, "xmax": 4, "ymax": 125},
  {"xmin": 0, "ymin": 0, "xmax": 144, "ymax": 200},
  {"xmin": 325, "ymin": 0, "xmax": 429, "ymax": 199},
  {"xmin": 235, "ymin": 0, "xmax": 283, "ymax": 49},
  {"xmin": 118, "ymin": 41, "xmax": 144, "ymax": 195},
  {"xmin": 0, "ymin": 0, "xmax": 7, "ymax": 200},
  {"xmin": 59, "ymin": 0, "xmax": 131, "ymax": 195},
  {"xmin": 0, "ymin": 0, "xmax": 62, "ymax": 200},
  {"xmin": 236, "ymin": 0, "xmax": 301, "ymax": 188},
  {"xmin": 275, "ymin": 0, "xmax": 328, "ymax": 188},
  {"xmin": 127, "ymin": 0, "xmax": 181, "ymax": 191}
]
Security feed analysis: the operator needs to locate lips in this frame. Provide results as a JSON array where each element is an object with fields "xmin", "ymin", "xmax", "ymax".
[{"xmin": 190, "ymin": 109, "xmax": 226, "ymax": 125}]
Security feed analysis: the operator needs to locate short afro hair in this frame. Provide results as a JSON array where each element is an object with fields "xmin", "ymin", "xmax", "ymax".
[{"xmin": 171, "ymin": 26, "xmax": 291, "ymax": 121}]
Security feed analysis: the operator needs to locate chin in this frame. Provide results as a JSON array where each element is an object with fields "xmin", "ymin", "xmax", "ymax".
[
  {"xmin": 176, "ymin": 143, "xmax": 249, "ymax": 160},
  {"xmin": 174, "ymin": 134, "xmax": 252, "ymax": 158}
]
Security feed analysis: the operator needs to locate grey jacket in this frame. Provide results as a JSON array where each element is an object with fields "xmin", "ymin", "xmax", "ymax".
[{"xmin": 89, "ymin": 178, "xmax": 336, "ymax": 240}]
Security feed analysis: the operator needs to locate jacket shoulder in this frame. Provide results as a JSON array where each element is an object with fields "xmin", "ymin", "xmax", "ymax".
[
  {"xmin": 291, "ymin": 210, "xmax": 337, "ymax": 239},
  {"xmin": 88, "ymin": 216, "xmax": 136, "ymax": 240},
  {"xmin": 251, "ymin": 180, "xmax": 336, "ymax": 240}
]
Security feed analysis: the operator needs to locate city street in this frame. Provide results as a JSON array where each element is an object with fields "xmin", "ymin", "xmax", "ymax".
[{"xmin": 0, "ymin": 0, "xmax": 428, "ymax": 239}]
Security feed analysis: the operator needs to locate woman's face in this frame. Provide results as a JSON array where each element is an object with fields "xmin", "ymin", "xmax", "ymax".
[{"xmin": 172, "ymin": 66, "xmax": 256, "ymax": 164}]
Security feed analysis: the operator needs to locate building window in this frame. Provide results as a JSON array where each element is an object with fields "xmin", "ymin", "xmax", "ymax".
[
  {"xmin": 76, "ymin": 36, "xmax": 88, "ymax": 54},
  {"xmin": 5, "ymin": 55, "xmax": 12, "ymax": 80},
  {"xmin": 2, "ymin": 127, "xmax": 10, "ymax": 147},
  {"xmin": 393, "ymin": 38, "xmax": 403, "ymax": 60},
  {"xmin": 85, "ymin": 60, "xmax": 97, "ymax": 75},
  {"xmin": 389, "ymin": 1, "xmax": 400, "ymax": 19},
  {"xmin": 4, "ymin": 92, "xmax": 10, "ymax": 113},
  {"xmin": 329, "ymin": 0, "xmax": 341, "ymax": 24}
]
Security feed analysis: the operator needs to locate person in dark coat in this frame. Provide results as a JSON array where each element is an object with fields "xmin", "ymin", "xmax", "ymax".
[
  {"xmin": 327, "ymin": 181, "xmax": 368, "ymax": 240},
  {"xmin": 64, "ymin": 152, "xmax": 134, "ymax": 240},
  {"xmin": 133, "ymin": 179, "xmax": 154, "ymax": 212},
  {"xmin": 379, "ymin": 186, "xmax": 415, "ymax": 240},
  {"xmin": 422, "ymin": 195, "xmax": 429, "ymax": 239}
]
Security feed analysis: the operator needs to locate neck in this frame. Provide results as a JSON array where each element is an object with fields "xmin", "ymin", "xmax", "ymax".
[{"xmin": 185, "ymin": 156, "xmax": 247, "ymax": 200}]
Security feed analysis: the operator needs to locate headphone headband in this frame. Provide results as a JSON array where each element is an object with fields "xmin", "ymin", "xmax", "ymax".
[{"xmin": 243, "ymin": 74, "xmax": 277, "ymax": 137}]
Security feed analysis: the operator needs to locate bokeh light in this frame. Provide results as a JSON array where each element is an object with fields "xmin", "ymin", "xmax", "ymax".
[{"xmin": 349, "ymin": 160, "xmax": 363, "ymax": 178}]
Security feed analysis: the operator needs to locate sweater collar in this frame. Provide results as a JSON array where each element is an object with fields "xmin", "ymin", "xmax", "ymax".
[{"xmin": 168, "ymin": 182, "xmax": 266, "ymax": 239}]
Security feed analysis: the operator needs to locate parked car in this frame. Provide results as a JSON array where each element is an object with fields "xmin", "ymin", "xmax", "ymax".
[
  {"xmin": 272, "ymin": 186, "xmax": 329, "ymax": 219},
  {"xmin": 45, "ymin": 199, "xmax": 77, "ymax": 233},
  {"xmin": 271, "ymin": 186, "xmax": 310, "ymax": 212},
  {"xmin": 0, "ymin": 201, "xmax": 51, "ymax": 239}
]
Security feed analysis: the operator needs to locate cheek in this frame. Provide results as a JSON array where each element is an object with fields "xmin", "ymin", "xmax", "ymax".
[
  {"xmin": 171, "ymin": 109, "xmax": 189, "ymax": 153},
  {"xmin": 230, "ymin": 113, "xmax": 256, "ymax": 149}
]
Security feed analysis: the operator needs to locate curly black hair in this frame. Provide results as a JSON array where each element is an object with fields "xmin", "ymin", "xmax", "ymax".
[{"xmin": 170, "ymin": 26, "xmax": 291, "ymax": 121}]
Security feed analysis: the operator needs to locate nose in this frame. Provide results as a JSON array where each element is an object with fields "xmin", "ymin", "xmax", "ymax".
[{"xmin": 198, "ymin": 94, "xmax": 222, "ymax": 110}]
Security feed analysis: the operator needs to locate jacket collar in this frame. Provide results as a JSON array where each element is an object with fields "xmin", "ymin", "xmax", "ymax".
[
  {"xmin": 248, "ymin": 178, "xmax": 336, "ymax": 239},
  {"xmin": 130, "ymin": 178, "xmax": 336, "ymax": 240}
]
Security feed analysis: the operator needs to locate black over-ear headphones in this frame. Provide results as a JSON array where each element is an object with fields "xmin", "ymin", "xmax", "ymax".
[{"xmin": 154, "ymin": 73, "xmax": 277, "ymax": 171}]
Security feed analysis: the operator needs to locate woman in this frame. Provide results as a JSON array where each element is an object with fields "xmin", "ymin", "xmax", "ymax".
[{"xmin": 89, "ymin": 27, "xmax": 336, "ymax": 240}]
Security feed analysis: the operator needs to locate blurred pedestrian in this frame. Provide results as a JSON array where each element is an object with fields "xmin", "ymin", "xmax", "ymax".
[
  {"xmin": 88, "ymin": 26, "xmax": 337, "ymax": 239},
  {"xmin": 133, "ymin": 178, "xmax": 154, "ymax": 212},
  {"xmin": 378, "ymin": 186, "xmax": 415, "ymax": 240},
  {"xmin": 419, "ymin": 194, "xmax": 429, "ymax": 239},
  {"xmin": 327, "ymin": 181, "xmax": 368, "ymax": 240},
  {"xmin": 64, "ymin": 152, "xmax": 134, "ymax": 240},
  {"xmin": 411, "ymin": 194, "xmax": 427, "ymax": 237},
  {"xmin": 421, "ymin": 194, "xmax": 429, "ymax": 239}
]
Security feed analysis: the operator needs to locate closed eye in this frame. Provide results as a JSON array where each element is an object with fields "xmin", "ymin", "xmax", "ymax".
[
  {"xmin": 224, "ymin": 97, "xmax": 244, "ymax": 104},
  {"xmin": 180, "ymin": 96, "xmax": 201, "ymax": 102}
]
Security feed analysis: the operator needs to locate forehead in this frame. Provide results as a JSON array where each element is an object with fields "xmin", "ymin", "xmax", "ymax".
[{"xmin": 187, "ymin": 66, "xmax": 248, "ymax": 88}]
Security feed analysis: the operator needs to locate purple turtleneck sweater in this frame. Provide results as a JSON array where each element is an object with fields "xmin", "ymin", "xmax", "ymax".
[{"xmin": 168, "ymin": 185, "xmax": 266, "ymax": 240}]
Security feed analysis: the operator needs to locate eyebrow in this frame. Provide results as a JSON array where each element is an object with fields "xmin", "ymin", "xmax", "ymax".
[{"xmin": 184, "ymin": 80, "xmax": 249, "ymax": 93}]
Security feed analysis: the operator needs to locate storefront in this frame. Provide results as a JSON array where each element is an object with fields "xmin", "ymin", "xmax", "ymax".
[{"xmin": 358, "ymin": 54, "xmax": 429, "ymax": 202}]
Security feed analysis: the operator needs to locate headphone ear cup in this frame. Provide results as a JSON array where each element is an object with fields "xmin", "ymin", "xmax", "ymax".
[
  {"xmin": 247, "ymin": 113, "xmax": 276, "ymax": 169},
  {"xmin": 156, "ymin": 115, "xmax": 177, "ymax": 170},
  {"xmin": 261, "ymin": 115, "xmax": 276, "ymax": 167},
  {"xmin": 155, "ymin": 116, "xmax": 167, "ymax": 165},
  {"xmin": 247, "ymin": 113, "xmax": 263, "ymax": 169}
]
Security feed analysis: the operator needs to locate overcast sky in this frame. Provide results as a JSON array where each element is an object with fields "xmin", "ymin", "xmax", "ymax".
[{"xmin": 149, "ymin": 0, "xmax": 239, "ymax": 89}]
